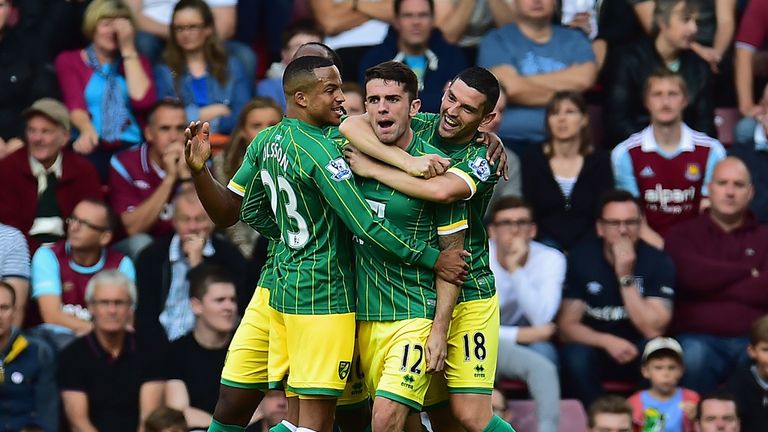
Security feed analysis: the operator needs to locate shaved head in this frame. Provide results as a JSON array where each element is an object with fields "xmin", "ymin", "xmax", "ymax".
[
  {"xmin": 283, "ymin": 56, "xmax": 336, "ymax": 98},
  {"xmin": 713, "ymin": 156, "xmax": 751, "ymax": 185}
]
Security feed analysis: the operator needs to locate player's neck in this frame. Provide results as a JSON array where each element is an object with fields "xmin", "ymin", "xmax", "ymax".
[
  {"xmin": 393, "ymin": 128, "xmax": 414, "ymax": 151},
  {"xmin": 70, "ymin": 246, "xmax": 102, "ymax": 268},
  {"xmin": 286, "ymin": 106, "xmax": 324, "ymax": 129},
  {"xmin": 651, "ymin": 122, "xmax": 682, "ymax": 152}
]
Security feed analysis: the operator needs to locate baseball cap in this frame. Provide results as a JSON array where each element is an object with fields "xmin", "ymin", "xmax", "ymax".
[
  {"xmin": 642, "ymin": 337, "xmax": 683, "ymax": 362},
  {"xmin": 23, "ymin": 98, "xmax": 71, "ymax": 131}
]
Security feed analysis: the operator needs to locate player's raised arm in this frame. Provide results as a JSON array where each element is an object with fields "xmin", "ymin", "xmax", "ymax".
[
  {"xmin": 305, "ymin": 144, "xmax": 468, "ymax": 284},
  {"xmin": 185, "ymin": 121, "xmax": 243, "ymax": 227},
  {"xmin": 340, "ymin": 114, "xmax": 450, "ymax": 178}
]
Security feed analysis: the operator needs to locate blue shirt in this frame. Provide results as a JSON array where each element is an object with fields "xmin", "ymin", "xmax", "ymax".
[
  {"xmin": 478, "ymin": 24, "xmax": 595, "ymax": 143},
  {"xmin": 639, "ymin": 389, "xmax": 685, "ymax": 432}
]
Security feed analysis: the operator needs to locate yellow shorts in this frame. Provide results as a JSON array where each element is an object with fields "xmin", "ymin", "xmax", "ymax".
[
  {"xmin": 337, "ymin": 337, "xmax": 370, "ymax": 408},
  {"xmin": 358, "ymin": 318, "xmax": 433, "ymax": 411},
  {"xmin": 268, "ymin": 307, "xmax": 356, "ymax": 398},
  {"xmin": 424, "ymin": 295, "xmax": 499, "ymax": 408},
  {"xmin": 220, "ymin": 287, "xmax": 271, "ymax": 389}
]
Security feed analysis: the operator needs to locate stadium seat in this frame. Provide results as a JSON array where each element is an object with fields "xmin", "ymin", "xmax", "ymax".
[
  {"xmin": 714, "ymin": 107, "xmax": 741, "ymax": 147},
  {"xmin": 210, "ymin": 133, "xmax": 231, "ymax": 156}
]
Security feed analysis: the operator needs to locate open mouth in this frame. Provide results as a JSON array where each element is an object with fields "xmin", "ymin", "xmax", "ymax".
[
  {"xmin": 378, "ymin": 120, "xmax": 395, "ymax": 131},
  {"xmin": 332, "ymin": 106, "xmax": 345, "ymax": 116},
  {"xmin": 442, "ymin": 115, "xmax": 460, "ymax": 130}
]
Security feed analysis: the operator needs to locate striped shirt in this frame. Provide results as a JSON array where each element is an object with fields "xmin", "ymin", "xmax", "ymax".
[
  {"xmin": 0, "ymin": 224, "xmax": 30, "ymax": 280},
  {"xmin": 229, "ymin": 118, "xmax": 440, "ymax": 315},
  {"xmin": 411, "ymin": 113, "xmax": 500, "ymax": 303}
]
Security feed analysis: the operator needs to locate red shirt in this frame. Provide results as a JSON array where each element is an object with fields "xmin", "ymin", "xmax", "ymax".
[
  {"xmin": 665, "ymin": 211, "xmax": 768, "ymax": 336},
  {"xmin": 736, "ymin": 0, "xmax": 768, "ymax": 50},
  {"xmin": 0, "ymin": 149, "xmax": 102, "ymax": 251},
  {"xmin": 108, "ymin": 143, "xmax": 176, "ymax": 238}
]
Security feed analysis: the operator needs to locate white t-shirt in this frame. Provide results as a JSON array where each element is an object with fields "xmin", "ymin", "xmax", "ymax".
[{"xmin": 142, "ymin": 0, "xmax": 237, "ymax": 25}]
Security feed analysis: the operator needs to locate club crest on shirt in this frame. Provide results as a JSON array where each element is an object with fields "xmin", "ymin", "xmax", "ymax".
[
  {"xmin": 587, "ymin": 281, "xmax": 603, "ymax": 295},
  {"xmin": 684, "ymin": 163, "xmax": 702, "ymax": 181},
  {"xmin": 62, "ymin": 281, "xmax": 74, "ymax": 292},
  {"xmin": 469, "ymin": 157, "xmax": 490, "ymax": 182},
  {"xmin": 338, "ymin": 361, "xmax": 351, "ymax": 380},
  {"xmin": 326, "ymin": 158, "xmax": 352, "ymax": 182}
]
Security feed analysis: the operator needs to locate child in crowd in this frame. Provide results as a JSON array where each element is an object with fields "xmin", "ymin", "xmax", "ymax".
[
  {"xmin": 726, "ymin": 314, "xmax": 768, "ymax": 432},
  {"xmin": 628, "ymin": 337, "xmax": 699, "ymax": 432}
]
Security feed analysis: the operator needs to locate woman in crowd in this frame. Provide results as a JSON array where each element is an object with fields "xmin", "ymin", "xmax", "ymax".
[
  {"xmin": 212, "ymin": 97, "xmax": 283, "ymax": 259},
  {"xmin": 154, "ymin": 0, "xmax": 250, "ymax": 136},
  {"xmin": 55, "ymin": 0, "xmax": 156, "ymax": 181},
  {"xmin": 522, "ymin": 91, "xmax": 614, "ymax": 252}
]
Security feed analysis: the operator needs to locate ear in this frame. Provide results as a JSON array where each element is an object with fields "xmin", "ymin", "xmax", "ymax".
[
  {"xmin": 748, "ymin": 344, "xmax": 757, "ymax": 360},
  {"xmin": 530, "ymin": 223, "xmax": 538, "ymax": 240},
  {"xmin": 479, "ymin": 112, "xmax": 497, "ymax": 130},
  {"xmin": 409, "ymin": 98, "xmax": 422, "ymax": 117},
  {"xmin": 640, "ymin": 365, "xmax": 651, "ymax": 380},
  {"xmin": 294, "ymin": 91, "xmax": 308, "ymax": 109},
  {"xmin": 99, "ymin": 231, "xmax": 113, "ymax": 248},
  {"xmin": 596, "ymin": 220, "xmax": 605, "ymax": 238},
  {"xmin": 487, "ymin": 224, "xmax": 497, "ymax": 240},
  {"xmin": 190, "ymin": 297, "xmax": 203, "ymax": 316}
]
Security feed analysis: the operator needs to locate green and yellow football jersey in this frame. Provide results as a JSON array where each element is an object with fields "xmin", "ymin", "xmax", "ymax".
[
  {"xmin": 230, "ymin": 117, "xmax": 442, "ymax": 315},
  {"xmin": 410, "ymin": 112, "xmax": 499, "ymax": 303}
]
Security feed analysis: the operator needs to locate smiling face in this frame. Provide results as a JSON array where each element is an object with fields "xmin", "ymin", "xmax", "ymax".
[
  {"xmin": 438, "ymin": 78, "xmax": 493, "ymax": 144},
  {"xmin": 365, "ymin": 78, "xmax": 419, "ymax": 146},
  {"xmin": 304, "ymin": 65, "xmax": 346, "ymax": 126},
  {"xmin": 25, "ymin": 114, "xmax": 70, "ymax": 168}
]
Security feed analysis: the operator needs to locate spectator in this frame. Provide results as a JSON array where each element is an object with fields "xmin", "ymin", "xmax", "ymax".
[
  {"xmin": 522, "ymin": 91, "xmax": 613, "ymax": 252},
  {"xmin": 725, "ymin": 314, "xmax": 768, "ymax": 432},
  {"xmin": 31, "ymin": 199, "xmax": 134, "ymax": 348},
  {"xmin": 164, "ymin": 265, "xmax": 237, "ymax": 429},
  {"xmin": 694, "ymin": 392, "xmax": 740, "ymax": 432},
  {"xmin": 358, "ymin": 0, "xmax": 468, "ymax": 113},
  {"xmin": 256, "ymin": 21, "xmax": 323, "ymax": 112},
  {"xmin": 212, "ymin": 97, "xmax": 283, "ymax": 259},
  {"xmin": 154, "ymin": 0, "xmax": 250, "ymax": 135},
  {"xmin": 478, "ymin": 0, "xmax": 596, "ymax": 155},
  {"xmin": 489, "ymin": 196, "xmax": 562, "ymax": 432},
  {"xmin": 0, "ymin": 224, "xmax": 30, "ymax": 327},
  {"xmin": 587, "ymin": 395, "xmax": 634, "ymax": 432},
  {"xmin": 310, "ymin": 0, "xmax": 393, "ymax": 79},
  {"xmin": 485, "ymin": 87, "xmax": 523, "ymax": 212},
  {"xmin": 605, "ymin": 0, "xmax": 715, "ymax": 146},
  {"xmin": 134, "ymin": 188, "xmax": 248, "ymax": 342},
  {"xmin": 628, "ymin": 337, "xmax": 700, "ymax": 432},
  {"xmin": 55, "ymin": 0, "xmax": 156, "ymax": 182},
  {"xmin": 558, "ymin": 190, "xmax": 675, "ymax": 408},
  {"xmin": 728, "ymin": 116, "xmax": 768, "ymax": 223},
  {"xmin": 108, "ymin": 99, "xmax": 190, "ymax": 259},
  {"xmin": 612, "ymin": 70, "xmax": 725, "ymax": 248},
  {"xmin": 733, "ymin": 0, "xmax": 768, "ymax": 118},
  {"xmin": 58, "ymin": 270, "xmax": 166, "ymax": 432},
  {"xmin": 631, "ymin": 0, "xmax": 737, "ymax": 76},
  {"xmin": 664, "ymin": 157, "xmax": 768, "ymax": 394},
  {"xmin": 0, "ymin": 281, "xmax": 58, "ymax": 432},
  {"xmin": 144, "ymin": 407, "xmax": 188, "ymax": 432},
  {"xmin": 126, "ymin": 0, "xmax": 256, "ymax": 82},
  {"xmin": 341, "ymin": 81, "xmax": 366, "ymax": 115},
  {"xmin": 248, "ymin": 391, "xmax": 289, "ymax": 431},
  {"xmin": 433, "ymin": 0, "xmax": 515, "ymax": 47},
  {"xmin": 0, "ymin": 0, "xmax": 58, "ymax": 159},
  {"xmin": 0, "ymin": 98, "xmax": 102, "ymax": 251}
]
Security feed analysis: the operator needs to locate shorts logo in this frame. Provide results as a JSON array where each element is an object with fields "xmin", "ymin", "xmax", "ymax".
[
  {"xmin": 326, "ymin": 158, "xmax": 352, "ymax": 182},
  {"xmin": 474, "ymin": 364, "xmax": 486, "ymax": 378},
  {"xmin": 469, "ymin": 157, "xmax": 491, "ymax": 182},
  {"xmin": 685, "ymin": 163, "xmax": 702, "ymax": 181},
  {"xmin": 338, "ymin": 361, "xmax": 351, "ymax": 380},
  {"xmin": 401, "ymin": 374, "xmax": 415, "ymax": 389}
]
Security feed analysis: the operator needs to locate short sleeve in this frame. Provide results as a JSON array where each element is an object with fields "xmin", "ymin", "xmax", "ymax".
[
  {"xmin": 642, "ymin": 251, "xmax": 676, "ymax": 301},
  {"xmin": 436, "ymin": 202, "xmax": 468, "ymax": 236},
  {"xmin": 478, "ymin": 28, "xmax": 509, "ymax": 69},
  {"xmin": 228, "ymin": 137, "xmax": 261, "ymax": 197},
  {"xmin": 611, "ymin": 145, "xmax": 640, "ymax": 197},
  {"xmin": 31, "ymin": 247, "xmax": 62, "ymax": 298},
  {"xmin": 118, "ymin": 256, "xmax": 136, "ymax": 283},
  {"xmin": 446, "ymin": 145, "xmax": 500, "ymax": 200},
  {"xmin": 701, "ymin": 141, "xmax": 727, "ymax": 196}
]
